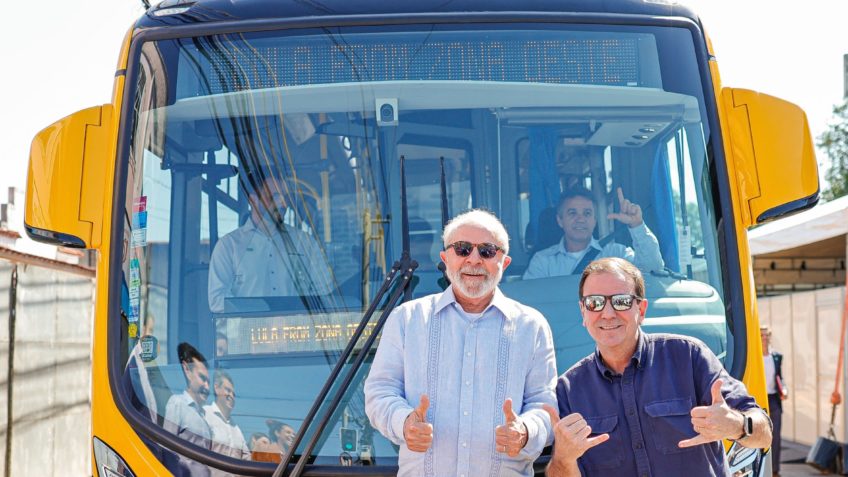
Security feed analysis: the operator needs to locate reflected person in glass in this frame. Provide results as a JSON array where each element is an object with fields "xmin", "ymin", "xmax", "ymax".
[
  {"xmin": 203, "ymin": 369, "xmax": 250, "ymax": 464},
  {"xmin": 207, "ymin": 173, "xmax": 333, "ymax": 313},
  {"xmin": 523, "ymin": 187, "xmax": 664, "ymax": 279},
  {"xmin": 266, "ymin": 419, "xmax": 296, "ymax": 456},
  {"xmin": 365, "ymin": 209, "xmax": 557, "ymax": 477},
  {"xmin": 163, "ymin": 342, "xmax": 212, "ymax": 477}
]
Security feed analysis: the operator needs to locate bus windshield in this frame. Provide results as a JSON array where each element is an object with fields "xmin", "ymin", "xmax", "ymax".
[{"xmin": 119, "ymin": 23, "xmax": 725, "ymax": 471}]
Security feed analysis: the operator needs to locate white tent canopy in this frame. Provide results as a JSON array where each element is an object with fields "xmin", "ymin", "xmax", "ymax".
[{"xmin": 748, "ymin": 194, "xmax": 848, "ymax": 256}]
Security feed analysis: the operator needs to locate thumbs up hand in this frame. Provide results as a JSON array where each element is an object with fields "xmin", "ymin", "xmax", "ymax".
[
  {"xmin": 404, "ymin": 394, "xmax": 434, "ymax": 452},
  {"xmin": 495, "ymin": 398, "xmax": 529, "ymax": 457},
  {"xmin": 678, "ymin": 379, "xmax": 745, "ymax": 448}
]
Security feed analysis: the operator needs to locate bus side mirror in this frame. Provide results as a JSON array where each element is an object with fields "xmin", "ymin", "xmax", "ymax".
[
  {"xmin": 722, "ymin": 88, "xmax": 819, "ymax": 227},
  {"xmin": 25, "ymin": 105, "xmax": 114, "ymax": 249}
]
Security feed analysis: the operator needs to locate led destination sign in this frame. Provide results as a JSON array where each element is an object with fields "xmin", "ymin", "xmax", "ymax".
[
  {"xmin": 220, "ymin": 312, "xmax": 379, "ymax": 354},
  {"xmin": 193, "ymin": 31, "xmax": 659, "ymax": 92}
]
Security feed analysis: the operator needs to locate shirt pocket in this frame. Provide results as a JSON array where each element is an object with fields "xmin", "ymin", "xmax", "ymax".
[
  {"xmin": 580, "ymin": 415, "xmax": 624, "ymax": 470},
  {"xmin": 644, "ymin": 398, "xmax": 698, "ymax": 454}
]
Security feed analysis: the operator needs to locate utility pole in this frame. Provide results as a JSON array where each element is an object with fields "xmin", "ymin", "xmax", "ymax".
[{"xmin": 4, "ymin": 266, "xmax": 17, "ymax": 477}]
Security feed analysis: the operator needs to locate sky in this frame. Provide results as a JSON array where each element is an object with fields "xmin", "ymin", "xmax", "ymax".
[{"xmin": 2, "ymin": 0, "xmax": 848, "ymax": 205}]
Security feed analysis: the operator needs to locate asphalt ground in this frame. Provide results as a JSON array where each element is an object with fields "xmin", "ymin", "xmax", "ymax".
[{"xmin": 779, "ymin": 440, "xmax": 837, "ymax": 477}]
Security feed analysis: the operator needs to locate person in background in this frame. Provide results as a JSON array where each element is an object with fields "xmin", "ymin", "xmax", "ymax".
[
  {"xmin": 761, "ymin": 325, "xmax": 787, "ymax": 477},
  {"xmin": 208, "ymin": 174, "xmax": 333, "ymax": 313},
  {"xmin": 266, "ymin": 419, "xmax": 297, "ymax": 455},
  {"xmin": 249, "ymin": 432, "xmax": 272, "ymax": 453},
  {"xmin": 524, "ymin": 187, "xmax": 664, "ymax": 279},
  {"xmin": 248, "ymin": 432, "xmax": 278, "ymax": 463},
  {"xmin": 216, "ymin": 332, "xmax": 228, "ymax": 357},
  {"xmin": 204, "ymin": 369, "xmax": 250, "ymax": 465},
  {"xmin": 163, "ymin": 342, "xmax": 212, "ymax": 477}
]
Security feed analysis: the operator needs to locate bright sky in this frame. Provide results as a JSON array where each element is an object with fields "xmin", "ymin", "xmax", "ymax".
[{"xmin": 2, "ymin": 1, "xmax": 847, "ymax": 202}]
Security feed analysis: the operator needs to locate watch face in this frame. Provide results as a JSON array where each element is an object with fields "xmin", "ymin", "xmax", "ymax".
[{"xmin": 744, "ymin": 415, "xmax": 754, "ymax": 436}]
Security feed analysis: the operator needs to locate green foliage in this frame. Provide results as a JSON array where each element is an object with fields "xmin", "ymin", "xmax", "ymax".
[{"xmin": 818, "ymin": 100, "xmax": 848, "ymax": 201}]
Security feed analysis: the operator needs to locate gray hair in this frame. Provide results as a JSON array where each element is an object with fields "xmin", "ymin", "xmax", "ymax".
[{"xmin": 442, "ymin": 209, "xmax": 510, "ymax": 255}]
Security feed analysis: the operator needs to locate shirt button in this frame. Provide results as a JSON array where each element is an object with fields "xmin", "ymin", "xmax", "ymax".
[
  {"xmin": 623, "ymin": 379, "xmax": 631, "ymax": 385},
  {"xmin": 635, "ymin": 442, "xmax": 643, "ymax": 449},
  {"xmin": 463, "ymin": 411, "xmax": 469, "ymax": 416},
  {"xmin": 462, "ymin": 442, "xmax": 467, "ymax": 447},
  {"xmin": 465, "ymin": 381, "xmax": 471, "ymax": 386},
  {"xmin": 628, "ymin": 409, "xmax": 635, "ymax": 416},
  {"xmin": 466, "ymin": 352, "xmax": 471, "ymax": 357}
]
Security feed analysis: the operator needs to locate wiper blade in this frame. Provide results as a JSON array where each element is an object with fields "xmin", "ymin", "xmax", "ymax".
[
  {"xmin": 437, "ymin": 156, "xmax": 451, "ymax": 289},
  {"xmin": 272, "ymin": 259, "xmax": 405, "ymax": 477},
  {"xmin": 286, "ymin": 253, "xmax": 417, "ymax": 477}
]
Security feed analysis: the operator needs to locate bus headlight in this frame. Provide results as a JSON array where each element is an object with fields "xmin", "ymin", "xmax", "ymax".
[{"xmin": 93, "ymin": 437, "xmax": 135, "ymax": 477}]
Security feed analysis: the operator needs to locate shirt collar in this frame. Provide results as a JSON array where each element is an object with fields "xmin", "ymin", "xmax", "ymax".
[
  {"xmin": 434, "ymin": 286, "xmax": 512, "ymax": 318},
  {"xmin": 206, "ymin": 401, "xmax": 234, "ymax": 424},
  {"xmin": 593, "ymin": 330, "xmax": 649, "ymax": 381},
  {"xmin": 557, "ymin": 237, "xmax": 602, "ymax": 256},
  {"xmin": 244, "ymin": 215, "xmax": 289, "ymax": 236},
  {"xmin": 180, "ymin": 390, "xmax": 206, "ymax": 415}
]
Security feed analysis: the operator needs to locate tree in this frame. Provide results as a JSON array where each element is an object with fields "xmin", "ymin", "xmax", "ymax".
[{"xmin": 817, "ymin": 100, "xmax": 848, "ymax": 201}]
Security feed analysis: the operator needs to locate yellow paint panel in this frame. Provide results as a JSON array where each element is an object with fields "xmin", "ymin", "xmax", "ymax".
[
  {"xmin": 721, "ymin": 88, "xmax": 818, "ymax": 227},
  {"xmin": 26, "ymin": 105, "xmax": 114, "ymax": 248}
]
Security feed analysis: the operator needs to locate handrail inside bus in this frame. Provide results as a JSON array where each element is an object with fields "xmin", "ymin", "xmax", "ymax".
[{"xmin": 276, "ymin": 155, "xmax": 418, "ymax": 477}]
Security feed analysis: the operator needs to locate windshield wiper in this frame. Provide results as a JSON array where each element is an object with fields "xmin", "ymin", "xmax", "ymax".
[
  {"xmin": 437, "ymin": 156, "xmax": 451, "ymax": 289},
  {"xmin": 274, "ymin": 155, "xmax": 418, "ymax": 477}
]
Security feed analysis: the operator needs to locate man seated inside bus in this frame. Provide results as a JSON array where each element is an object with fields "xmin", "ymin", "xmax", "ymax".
[
  {"xmin": 523, "ymin": 186, "xmax": 664, "ymax": 279},
  {"xmin": 208, "ymin": 173, "xmax": 333, "ymax": 313}
]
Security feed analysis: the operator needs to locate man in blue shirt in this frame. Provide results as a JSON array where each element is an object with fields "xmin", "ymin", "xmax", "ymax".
[
  {"xmin": 365, "ymin": 209, "xmax": 558, "ymax": 477},
  {"xmin": 523, "ymin": 187, "xmax": 664, "ymax": 279},
  {"xmin": 545, "ymin": 258, "xmax": 771, "ymax": 477}
]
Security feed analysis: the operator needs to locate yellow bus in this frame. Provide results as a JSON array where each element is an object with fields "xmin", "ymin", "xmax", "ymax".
[{"xmin": 25, "ymin": 1, "xmax": 818, "ymax": 476}]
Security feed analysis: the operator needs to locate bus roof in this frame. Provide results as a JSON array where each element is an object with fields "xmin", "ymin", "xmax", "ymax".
[{"xmin": 137, "ymin": 0, "xmax": 702, "ymax": 30}]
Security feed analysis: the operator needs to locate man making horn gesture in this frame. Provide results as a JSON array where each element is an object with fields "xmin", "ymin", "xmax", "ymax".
[{"xmin": 545, "ymin": 258, "xmax": 771, "ymax": 477}]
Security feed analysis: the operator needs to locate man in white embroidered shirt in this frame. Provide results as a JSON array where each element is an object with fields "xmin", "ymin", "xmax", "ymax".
[
  {"xmin": 208, "ymin": 173, "xmax": 333, "ymax": 313},
  {"xmin": 523, "ymin": 186, "xmax": 664, "ymax": 279},
  {"xmin": 204, "ymin": 369, "xmax": 251, "ymax": 465},
  {"xmin": 365, "ymin": 209, "xmax": 557, "ymax": 477}
]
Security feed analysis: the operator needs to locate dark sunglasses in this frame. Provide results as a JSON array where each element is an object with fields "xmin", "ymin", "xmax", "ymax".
[
  {"xmin": 581, "ymin": 294, "xmax": 642, "ymax": 312},
  {"xmin": 445, "ymin": 241, "xmax": 504, "ymax": 260}
]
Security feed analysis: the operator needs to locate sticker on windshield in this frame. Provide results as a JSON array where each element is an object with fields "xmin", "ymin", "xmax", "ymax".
[
  {"xmin": 132, "ymin": 196, "xmax": 148, "ymax": 248},
  {"xmin": 129, "ymin": 259, "xmax": 141, "ymax": 322},
  {"xmin": 133, "ymin": 196, "xmax": 147, "ymax": 213},
  {"xmin": 140, "ymin": 335, "xmax": 158, "ymax": 362},
  {"xmin": 132, "ymin": 228, "xmax": 147, "ymax": 248}
]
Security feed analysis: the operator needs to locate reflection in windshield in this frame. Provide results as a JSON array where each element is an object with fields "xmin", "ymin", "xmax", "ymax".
[{"xmin": 118, "ymin": 23, "xmax": 725, "ymax": 473}]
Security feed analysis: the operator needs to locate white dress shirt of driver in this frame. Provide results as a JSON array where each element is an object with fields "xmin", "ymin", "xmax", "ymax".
[
  {"xmin": 208, "ymin": 215, "xmax": 333, "ymax": 313},
  {"xmin": 524, "ymin": 190, "xmax": 664, "ymax": 279}
]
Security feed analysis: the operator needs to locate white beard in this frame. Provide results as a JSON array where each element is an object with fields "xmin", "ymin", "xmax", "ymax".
[{"xmin": 447, "ymin": 263, "xmax": 503, "ymax": 299}]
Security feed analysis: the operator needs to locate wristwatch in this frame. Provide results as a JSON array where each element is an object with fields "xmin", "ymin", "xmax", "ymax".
[{"xmin": 736, "ymin": 411, "xmax": 754, "ymax": 440}]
